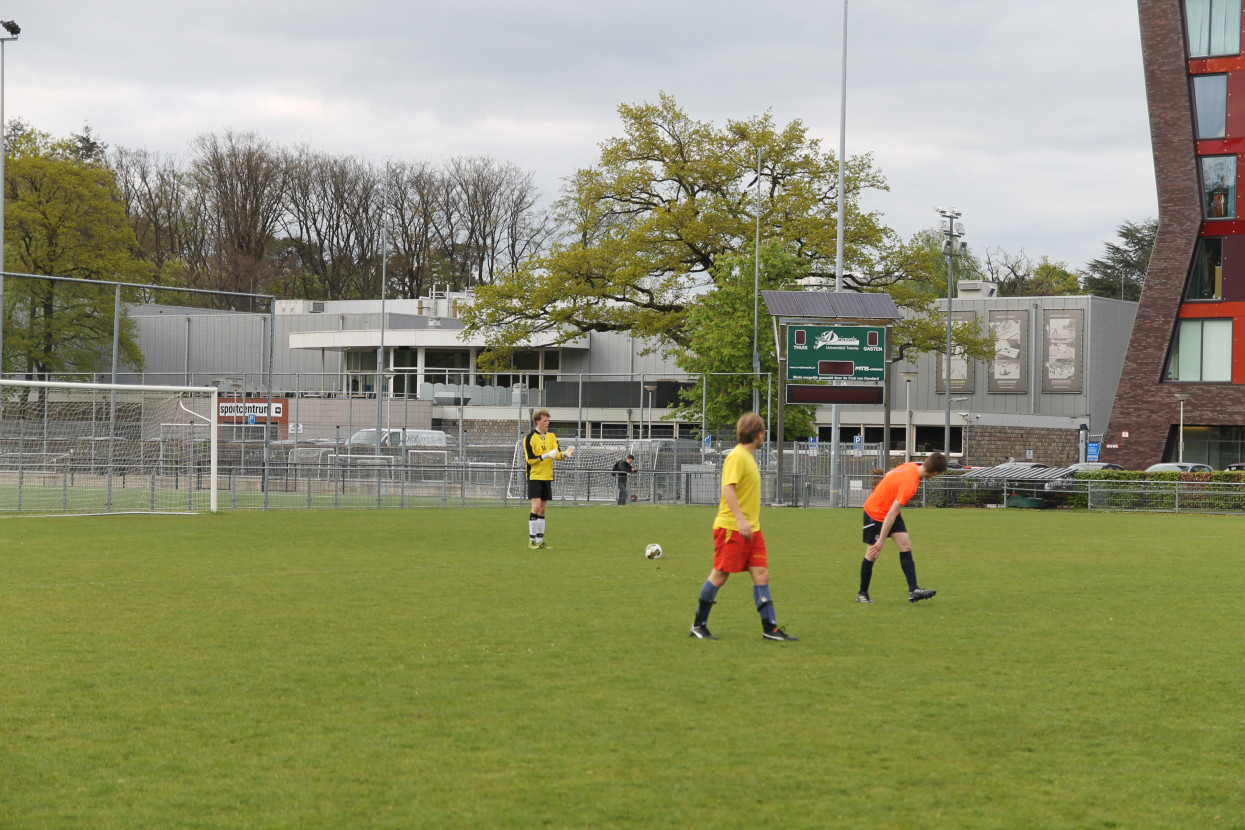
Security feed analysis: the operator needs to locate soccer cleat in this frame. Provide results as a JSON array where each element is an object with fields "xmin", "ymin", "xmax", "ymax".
[
  {"xmin": 762, "ymin": 626, "xmax": 799, "ymax": 642},
  {"xmin": 528, "ymin": 540, "xmax": 540, "ymax": 549},
  {"xmin": 535, "ymin": 542, "xmax": 549, "ymax": 549},
  {"xmin": 856, "ymin": 592, "xmax": 873, "ymax": 604},
  {"xmin": 908, "ymin": 588, "xmax": 937, "ymax": 603},
  {"xmin": 689, "ymin": 625, "xmax": 718, "ymax": 640}
]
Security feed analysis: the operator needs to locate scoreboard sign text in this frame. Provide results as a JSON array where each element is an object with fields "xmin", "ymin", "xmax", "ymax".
[{"xmin": 786, "ymin": 325, "xmax": 885, "ymax": 382}]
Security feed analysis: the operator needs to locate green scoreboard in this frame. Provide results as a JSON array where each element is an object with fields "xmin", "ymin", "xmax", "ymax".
[{"xmin": 785, "ymin": 324, "xmax": 885, "ymax": 382}]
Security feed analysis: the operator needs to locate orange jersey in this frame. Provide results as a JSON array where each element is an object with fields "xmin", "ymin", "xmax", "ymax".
[{"xmin": 863, "ymin": 462, "xmax": 922, "ymax": 521}]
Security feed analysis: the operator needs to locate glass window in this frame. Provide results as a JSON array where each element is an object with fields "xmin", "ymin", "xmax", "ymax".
[
  {"xmin": 1187, "ymin": 237, "xmax": 1224, "ymax": 300},
  {"xmin": 544, "ymin": 350, "xmax": 560, "ymax": 370},
  {"xmin": 425, "ymin": 349, "xmax": 469, "ymax": 369},
  {"xmin": 345, "ymin": 350, "xmax": 377, "ymax": 372},
  {"xmin": 1203, "ymin": 318, "xmax": 1233, "ymax": 379},
  {"xmin": 1201, "ymin": 156, "xmax": 1236, "ymax": 217},
  {"xmin": 1192, "ymin": 74, "xmax": 1228, "ymax": 139},
  {"xmin": 513, "ymin": 351, "xmax": 541, "ymax": 370},
  {"xmin": 1166, "ymin": 318, "xmax": 1233, "ymax": 380},
  {"xmin": 1186, "ymin": 0, "xmax": 1242, "ymax": 57}
]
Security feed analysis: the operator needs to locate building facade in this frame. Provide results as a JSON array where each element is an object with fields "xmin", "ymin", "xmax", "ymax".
[
  {"xmin": 119, "ymin": 287, "xmax": 1134, "ymax": 465},
  {"xmin": 1105, "ymin": 0, "xmax": 1245, "ymax": 469}
]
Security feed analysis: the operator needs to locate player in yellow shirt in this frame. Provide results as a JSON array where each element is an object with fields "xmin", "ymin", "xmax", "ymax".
[
  {"xmin": 689, "ymin": 413, "xmax": 797, "ymax": 641},
  {"xmin": 524, "ymin": 409, "xmax": 573, "ymax": 549}
]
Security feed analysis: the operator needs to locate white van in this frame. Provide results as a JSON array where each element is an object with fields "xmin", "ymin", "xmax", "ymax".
[{"xmin": 347, "ymin": 428, "xmax": 450, "ymax": 449}]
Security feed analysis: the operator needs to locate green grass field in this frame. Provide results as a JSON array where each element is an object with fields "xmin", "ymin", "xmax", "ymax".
[{"xmin": 3, "ymin": 507, "xmax": 1244, "ymax": 829}]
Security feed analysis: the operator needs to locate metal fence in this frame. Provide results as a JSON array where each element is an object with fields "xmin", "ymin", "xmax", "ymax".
[{"xmin": 9, "ymin": 422, "xmax": 1245, "ymax": 514}]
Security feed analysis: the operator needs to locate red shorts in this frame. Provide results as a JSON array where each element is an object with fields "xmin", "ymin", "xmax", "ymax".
[{"xmin": 713, "ymin": 527, "xmax": 767, "ymax": 573}]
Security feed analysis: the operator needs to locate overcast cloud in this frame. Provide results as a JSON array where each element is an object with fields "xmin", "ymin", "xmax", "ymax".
[{"xmin": 4, "ymin": 0, "xmax": 1155, "ymax": 271}]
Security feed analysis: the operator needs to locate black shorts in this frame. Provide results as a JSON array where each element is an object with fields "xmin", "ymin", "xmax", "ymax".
[
  {"xmin": 862, "ymin": 510, "xmax": 907, "ymax": 545},
  {"xmin": 527, "ymin": 479, "xmax": 553, "ymax": 501}
]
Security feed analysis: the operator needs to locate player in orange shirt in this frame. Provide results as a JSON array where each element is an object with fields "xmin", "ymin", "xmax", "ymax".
[{"xmin": 857, "ymin": 452, "xmax": 948, "ymax": 604}]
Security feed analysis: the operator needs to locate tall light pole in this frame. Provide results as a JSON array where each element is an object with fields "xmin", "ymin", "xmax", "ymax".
[
  {"xmin": 936, "ymin": 206, "xmax": 966, "ymax": 458},
  {"xmin": 376, "ymin": 162, "xmax": 390, "ymax": 449},
  {"xmin": 1175, "ymin": 393, "xmax": 1190, "ymax": 463},
  {"xmin": 752, "ymin": 148, "xmax": 761, "ymax": 414},
  {"xmin": 0, "ymin": 20, "xmax": 21, "ymax": 378},
  {"xmin": 900, "ymin": 370, "xmax": 918, "ymax": 463},
  {"xmin": 830, "ymin": 0, "xmax": 849, "ymax": 506}
]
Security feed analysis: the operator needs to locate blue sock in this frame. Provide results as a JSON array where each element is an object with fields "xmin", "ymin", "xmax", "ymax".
[
  {"xmin": 695, "ymin": 580, "xmax": 720, "ymax": 626},
  {"xmin": 753, "ymin": 585, "xmax": 776, "ymax": 628}
]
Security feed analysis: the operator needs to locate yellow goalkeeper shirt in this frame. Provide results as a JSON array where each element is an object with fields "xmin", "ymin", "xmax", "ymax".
[{"xmin": 525, "ymin": 430, "xmax": 561, "ymax": 481}]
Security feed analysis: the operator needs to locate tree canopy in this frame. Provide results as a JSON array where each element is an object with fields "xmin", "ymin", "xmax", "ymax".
[
  {"xmin": 3, "ymin": 124, "xmax": 147, "ymax": 377},
  {"xmin": 1080, "ymin": 218, "xmax": 1156, "ymax": 301},
  {"xmin": 462, "ymin": 94, "xmax": 898, "ymax": 356},
  {"xmin": 463, "ymin": 95, "xmax": 994, "ymax": 381}
]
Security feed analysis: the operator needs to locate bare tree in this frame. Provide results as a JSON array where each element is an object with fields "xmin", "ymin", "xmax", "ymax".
[
  {"xmin": 190, "ymin": 130, "xmax": 285, "ymax": 304},
  {"xmin": 281, "ymin": 146, "xmax": 384, "ymax": 300}
]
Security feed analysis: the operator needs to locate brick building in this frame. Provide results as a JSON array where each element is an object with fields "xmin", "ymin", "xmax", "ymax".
[{"xmin": 1104, "ymin": 1, "xmax": 1245, "ymax": 469}]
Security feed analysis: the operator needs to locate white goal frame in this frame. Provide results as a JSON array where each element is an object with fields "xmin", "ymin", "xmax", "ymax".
[{"xmin": 0, "ymin": 378, "xmax": 219, "ymax": 514}]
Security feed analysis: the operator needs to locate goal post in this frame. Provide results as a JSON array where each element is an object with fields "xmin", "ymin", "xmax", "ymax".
[{"xmin": 0, "ymin": 378, "xmax": 219, "ymax": 514}]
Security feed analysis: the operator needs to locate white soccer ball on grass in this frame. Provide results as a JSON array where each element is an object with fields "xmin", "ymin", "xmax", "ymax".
[{"xmin": 645, "ymin": 543, "xmax": 663, "ymax": 560}]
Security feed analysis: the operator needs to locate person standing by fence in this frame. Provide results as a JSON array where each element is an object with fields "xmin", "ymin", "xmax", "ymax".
[
  {"xmin": 612, "ymin": 454, "xmax": 637, "ymax": 505},
  {"xmin": 524, "ymin": 409, "xmax": 573, "ymax": 549}
]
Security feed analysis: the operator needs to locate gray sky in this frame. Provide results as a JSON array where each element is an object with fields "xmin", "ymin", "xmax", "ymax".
[{"xmin": 4, "ymin": 0, "xmax": 1155, "ymax": 272}]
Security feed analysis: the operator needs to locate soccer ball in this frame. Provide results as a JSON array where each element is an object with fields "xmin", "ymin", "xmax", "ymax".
[{"xmin": 645, "ymin": 543, "xmax": 663, "ymax": 560}]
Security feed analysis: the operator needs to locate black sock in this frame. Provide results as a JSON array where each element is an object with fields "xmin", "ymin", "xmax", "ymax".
[
  {"xmin": 899, "ymin": 550, "xmax": 918, "ymax": 591},
  {"xmin": 859, "ymin": 558, "xmax": 874, "ymax": 594}
]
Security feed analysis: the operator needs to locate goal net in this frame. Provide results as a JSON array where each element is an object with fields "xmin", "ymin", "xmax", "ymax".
[
  {"xmin": 507, "ymin": 438, "xmax": 681, "ymax": 503},
  {"xmin": 0, "ymin": 379, "xmax": 219, "ymax": 514}
]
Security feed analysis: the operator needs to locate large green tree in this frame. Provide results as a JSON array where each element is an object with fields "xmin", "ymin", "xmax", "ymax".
[
  {"xmin": 463, "ymin": 96, "xmax": 992, "ymax": 384},
  {"xmin": 461, "ymin": 94, "xmax": 895, "ymax": 357},
  {"xmin": 3, "ymin": 123, "xmax": 148, "ymax": 378},
  {"xmin": 1080, "ymin": 218, "xmax": 1156, "ymax": 301}
]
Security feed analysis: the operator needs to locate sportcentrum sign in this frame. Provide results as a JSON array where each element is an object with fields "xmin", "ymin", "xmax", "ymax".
[
  {"xmin": 218, "ymin": 399, "xmax": 287, "ymax": 421},
  {"xmin": 786, "ymin": 325, "xmax": 885, "ymax": 382}
]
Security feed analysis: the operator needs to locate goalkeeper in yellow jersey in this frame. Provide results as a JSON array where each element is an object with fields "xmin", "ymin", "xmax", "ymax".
[{"xmin": 523, "ymin": 409, "xmax": 574, "ymax": 549}]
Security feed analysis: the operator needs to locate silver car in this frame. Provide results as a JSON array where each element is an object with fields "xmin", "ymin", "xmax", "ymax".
[{"xmin": 1144, "ymin": 462, "xmax": 1213, "ymax": 473}]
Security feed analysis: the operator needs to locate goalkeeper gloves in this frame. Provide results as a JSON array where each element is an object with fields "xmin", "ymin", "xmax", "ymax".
[
  {"xmin": 541, "ymin": 450, "xmax": 557, "ymax": 460},
  {"xmin": 564, "ymin": 446, "xmax": 576, "ymax": 459}
]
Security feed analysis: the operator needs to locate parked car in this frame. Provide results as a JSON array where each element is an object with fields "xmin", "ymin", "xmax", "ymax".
[
  {"xmin": 1043, "ymin": 461, "xmax": 1125, "ymax": 492},
  {"xmin": 1144, "ymin": 462, "xmax": 1213, "ymax": 473},
  {"xmin": 305, "ymin": 428, "xmax": 452, "ymax": 451},
  {"xmin": 1225, "ymin": 463, "xmax": 1245, "ymax": 472},
  {"xmin": 1066, "ymin": 462, "xmax": 1124, "ymax": 472}
]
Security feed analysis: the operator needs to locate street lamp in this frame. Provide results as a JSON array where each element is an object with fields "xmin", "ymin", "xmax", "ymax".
[
  {"xmin": 935, "ymin": 206, "xmax": 966, "ymax": 457},
  {"xmin": 0, "ymin": 20, "xmax": 20, "ymax": 376},
  {"xmin": 900, "ymin": 370, "xmax": 918, "ymax": 463},
  {"xmin": 1175, "ymin": 393, "xmax": 1190, "ymax": 463}
]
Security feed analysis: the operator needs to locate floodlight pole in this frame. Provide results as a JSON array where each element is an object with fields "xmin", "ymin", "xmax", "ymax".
[
  {"xmin": 0, "ymin": 24, "xmax": 20, "ymax": 379},
  {"xmin": 936, "ymin": 207, "xmax": 965, "ymax": 459},
  {"xmin": 752, "ymin": 148, "xmax": 761, "ymax": 415},
  {"xmin": 829, "ymin": 0, "xmax": 848, "ymax": 507},
  {"xmin": 377, "ymin": 162, "xmax": 390, "ymax": 453}
]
